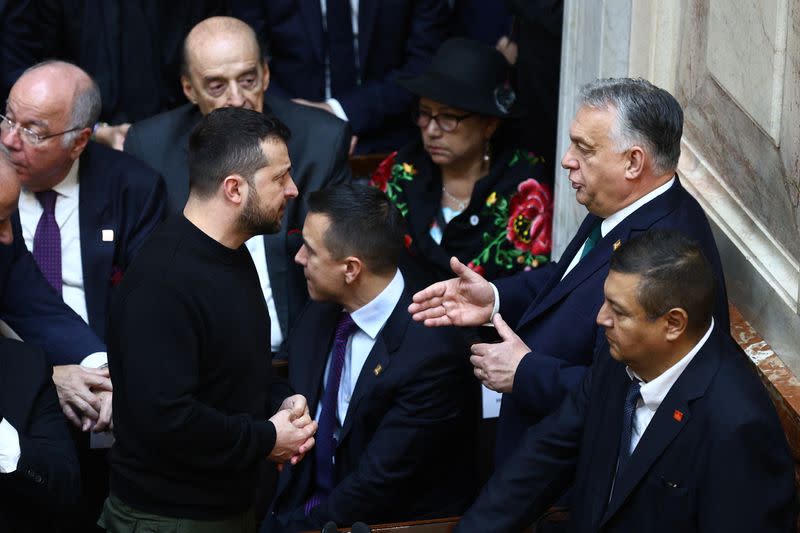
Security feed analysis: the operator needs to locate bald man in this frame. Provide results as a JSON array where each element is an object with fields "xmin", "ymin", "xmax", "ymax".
[
  {"xmin": 125, "ymin": 16, "xmax": 351, "ymax": 357},
  {"xmin": 2, "ymin": 60, "xmax": 167, "ymax": 531}
]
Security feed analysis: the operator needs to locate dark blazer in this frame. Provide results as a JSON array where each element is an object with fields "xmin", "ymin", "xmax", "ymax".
[
  {"xmin": 0, "ymin": 221, "xmax": 104, "ymax": 366},
  {"xmin": 266, "ymin": 288, "xmax": 479, "ymax": 532},
  {"xmin": 455, "ymin": 327, "xmax": 796, "ymax": 532},
  {"xmin": 12, "ymin": 142, "xmax": 168, "ymax": 342},
  {"xmin": 492, "ymin": 178, "xmax": 729, "ymax": 461},
  {"xmin": 0, "ymin": 0, "xmax": 37, "ymax": 103},
  {"xmin": 124, "ymin": 95, "xmax": 351, "ymax": 348},
  {"xmin": 0, "ymin": 338, "xmax": 80, "ymax": 531},
  {"xmin": 231, "ymin": 0, "xmax": 450, "ymax": 154}
]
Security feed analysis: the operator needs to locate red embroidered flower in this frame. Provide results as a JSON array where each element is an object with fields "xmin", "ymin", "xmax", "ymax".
[
  {"xmin": 369, "ymin": 151, "xmax": 398, "ymax": 192},
  {"xmin": 403, "ymin": 234, "xmax": 413, "ymax": 249},
  {"xmin": 467, "ymin": 261, "xmax": 486, "ymax": 277},
  {"xmin": 506, "ymin": 179, "xmax": 553, "ymax": 256}
]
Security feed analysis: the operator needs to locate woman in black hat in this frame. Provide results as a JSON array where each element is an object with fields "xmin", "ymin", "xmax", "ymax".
[{"xmin": 369, "ymin": 37, "xmax": 553, "ymax": 288}]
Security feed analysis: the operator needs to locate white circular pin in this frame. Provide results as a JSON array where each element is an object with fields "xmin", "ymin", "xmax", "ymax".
[{"xmin": 470, "ymin": 215, "xmax": 479, "ymax": 226}]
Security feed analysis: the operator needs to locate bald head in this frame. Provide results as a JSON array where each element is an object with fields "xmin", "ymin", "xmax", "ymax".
[
  {"xmin": 2, "ymin": 60, "xmax": 99, "ymax": 190},
  {"xmin": 180, "ymin": 17, "xmax": 269, "ymax": 115}
]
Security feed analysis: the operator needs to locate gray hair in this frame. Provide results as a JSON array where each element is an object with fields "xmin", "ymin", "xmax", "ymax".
[{"xmin": 578, "ymin": 78, "xmax": 683, "ymax": 175}]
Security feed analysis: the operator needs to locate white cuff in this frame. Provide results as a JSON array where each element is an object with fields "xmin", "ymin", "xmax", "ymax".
[
  {"xmin": 80, "ymin": 351, "xmax": 108, "ymax": 369},
  {"xmin": 486, "ymin": 283, "xmax": 500, "ymax": 324},
  {"xmin": 0, "ymin": 419, "xmax": 21, "ymax": 473},
  {"xmin": 325, "ymin": 98, "xmax": 349, "ymax": 122}
]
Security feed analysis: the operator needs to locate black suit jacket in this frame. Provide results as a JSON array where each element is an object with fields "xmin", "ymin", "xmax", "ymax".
[
  {"xmin": 12, "ymin": 142, "xmax": 168, "ymax": 342},
  {"xmin": 232, "ymin": 0, "xmax": 450, "ymax": 154},
  {"xmin": 124, "ymin": 95, "xmax": 351, "ymax": 347},
  {"xmin": 455, "ymin": 327, "xmax": 796, "ymax": 532},
  {"xmin": 0, "ymin": 338, "xmax": 80, "ymax": 531},
  {"xmin": 492, "ymin": 178, "xmax": 729, "ymax": 460},
  {"xmin": 267, "ymin": 288, "xmax": 479, "ymax": 531}
]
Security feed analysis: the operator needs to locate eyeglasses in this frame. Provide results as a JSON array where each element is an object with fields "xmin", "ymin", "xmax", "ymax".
[
  {"xmin": 0, "ymin": 113, "xmax": 86, "ymax": 145},
  {"xmin": 413, "ymin": 109, "xmax": 474, "ymax": 133}
]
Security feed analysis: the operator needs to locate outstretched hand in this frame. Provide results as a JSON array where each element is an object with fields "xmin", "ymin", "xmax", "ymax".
[
  {"xmin": 469, "ymin": 313, "xmax": 531, "ymax": 393},
  {"xmin": 408, "ymin": 257, "xmax": 495, "ymax": 327}
]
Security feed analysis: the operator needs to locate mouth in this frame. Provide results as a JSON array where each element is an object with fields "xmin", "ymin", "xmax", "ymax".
[{"xmin": 425, "ymin": 145, "xmax": 447, "ymax": 155}]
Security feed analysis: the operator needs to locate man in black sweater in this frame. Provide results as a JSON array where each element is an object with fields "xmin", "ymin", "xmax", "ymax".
[{"xmin": 102, "ymin": 108, "xmax": 317, "ymax": 532}]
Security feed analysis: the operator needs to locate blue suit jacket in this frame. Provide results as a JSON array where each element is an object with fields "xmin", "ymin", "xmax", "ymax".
[
  {"xmin": 493, "ymin": 178, "xmax": 729, "ymax": 460},
  {"xmin": 11, "ymin": 141, "xmax": 167, "ymax": 345},
  {"xmin": 266, "ymin": 289, "xmax": 479, "ymax": 531},
  {"xmin": 455, "ymin": 327, "xmax": 796, "ymax": 532},
  {"xmin": 231, "ymin": 0, "xmax": 450, "ymax": 154}
]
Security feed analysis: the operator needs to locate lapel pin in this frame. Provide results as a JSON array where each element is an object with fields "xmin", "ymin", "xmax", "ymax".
[
  {"xmin": 673, "ymin": 409, "xmax": 684, "ymax": 422},
  {"xmin": 101, "ymin": 229, "xmax": 115, "ymax": 242},
  {"xmin": 373, "ymin": 364, "xmax": 383, "ymax": 376},
  {"xmin": 613, "ymin": 239, "xmax": 622, "ymax": 251}
]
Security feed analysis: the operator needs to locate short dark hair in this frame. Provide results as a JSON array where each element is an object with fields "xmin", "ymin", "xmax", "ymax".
[
  {"xmin": 188, "ymin": 107, "xmax": 290, "ymax": 198},
  {"xmin": 307, "ymin": 185, "xmax": 406, "ymax": 275},
  {"xmin": 579, "ymin": 78, "xmax": 683, "ymax": 175},
  {"xmin": 610, "ymin": 230, "xmax": 714, "ymax": 333}
]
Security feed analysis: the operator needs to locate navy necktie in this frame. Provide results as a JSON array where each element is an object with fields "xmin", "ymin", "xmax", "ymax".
[
  {"xmin": 308, "ymin": 312, "xmax": 358, "ymax": 513},
  {"xmin": 580, "ymin": 222, "xmax": 603, "ymax": 259},
  {"xmin": 33, "ymin": 190, "xmax": 62, "ymax": 294},
  {"xmin": 615, "ymin": 379, "xmax": 642, "ymax": 484},
  {"xmin": 326, "ymin": 0, "xmax": 358, "ymax": 97}
]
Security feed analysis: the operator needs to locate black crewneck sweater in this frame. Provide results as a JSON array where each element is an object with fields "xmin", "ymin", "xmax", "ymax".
[{"xmin": 107, "ymin": 216, "xmax": 278, "ymax": 519}]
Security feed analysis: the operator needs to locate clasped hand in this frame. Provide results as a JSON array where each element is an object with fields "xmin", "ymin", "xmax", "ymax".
[
  {"xmin": 52, "ymin": 364, "xmax": 113, "ymax": 432},
  {"xmin": 470, "ymin": 314, "xmax": 530, "ymax": 393},
  {"xmin": 270, "ymin": 394, "xmax": 317, "ymax": 468}
]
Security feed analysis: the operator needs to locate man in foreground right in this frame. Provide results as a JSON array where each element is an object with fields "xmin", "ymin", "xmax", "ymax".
[
  {"xmin": 455, "ymin": 230, "xmax": 795, "ymax": 532},
  {"xmin": 102, "ymin": 108, "xmax": 316, "ymax": 532}
]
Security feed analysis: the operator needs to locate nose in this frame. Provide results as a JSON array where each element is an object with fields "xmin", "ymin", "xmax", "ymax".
[
  {"xmin": 561, "ymin": 145, "xmax": 578, "ymax": 170},
  {"xmin": 1, "ymin": 125, "xmax": 21, "ymax": 151},
  {"xmin": 285, "ymin": 175, "xmax": 299, "ymax": 198},
  {"xmin": 227, "ymin": 83, "xmax": 245, "ymax": 108},
  {"xmin": 294, "ymin": 244, "xmax": 306, "ymax": 266},
  {"xmin": 0, "ymin": 220, "xmax": 13, "ymax": 245},
  {"xmin": 596, "ymin": 301, "xmax": 612, "ymax": 328},
  {"xmin": 423, "ymin": 117, "xmax": 442, "ymax": 137}
]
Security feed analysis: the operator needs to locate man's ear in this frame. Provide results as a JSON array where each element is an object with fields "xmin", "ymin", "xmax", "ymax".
[
  {"xmin": 664, "ymin": 307, "xmax": 688, "ymax": 342},
  {"xmin": 222, "ymin": 174, "xmax": 246, "ymax": 206},
  {"xmin": 181, "ymin": 75, "xmax": 197, "ymax": 105},
  {"xmin": 343, "ymin": 256, "xmax": 363, "ymax": 285},
  {"xmin": 261, "ymin": 61, "xmax": 270, "ymax": 91},
  {"xmin": 624, "ymin": 145, "xmax": 645, "ymax": 180},
  {"xmin": 69, "ymin": 128, "xmax": 91, "ymax": 160}
]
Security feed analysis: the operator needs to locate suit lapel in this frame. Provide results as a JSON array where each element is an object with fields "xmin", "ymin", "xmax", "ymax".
[
  {"xmin": 293, "ymin": 303, "xmax": 340, "ymax": 413},
  {"xmin": 337, "ymin": 290, "xmax": 411, "ymax": 444},
  {"xmin": 600, "ymin": 329, "xmax": 721, "ymax": 526},
  {"xmin": 299, "ymin": 0, "xmax": 325, "ymax": 64},
  {"xmin": 78, "ymin": 145, "xmax": 114, "ymax": 336}
]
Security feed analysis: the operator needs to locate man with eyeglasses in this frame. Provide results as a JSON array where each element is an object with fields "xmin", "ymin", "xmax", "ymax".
[
  {"xmin": 124, "ymin": 16, "xmax": 351, "ymax": 359},
  {"xmin": 1, "ymin": 60, "xmax": 167, "ymax": 532}
]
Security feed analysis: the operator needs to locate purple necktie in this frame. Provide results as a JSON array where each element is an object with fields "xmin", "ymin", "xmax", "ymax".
[
  {"xmin": 33, "ymin": 190, "xmax": 62, "ymax": 294},
  {"xmin": 615, "ymin": 379, "xmax": 642, "ymax": 484},
  {"xmin": 307, "ymin": 311, "xmax": 358, "ymax": 514}
]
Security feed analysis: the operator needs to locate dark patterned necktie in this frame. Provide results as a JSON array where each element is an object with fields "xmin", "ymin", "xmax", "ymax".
[
  {"xmin": 33, "ymin": 190, "xmax": 62, "ymax": 294},
  {"xmin": 326, "ymin": 0, "xmax": 358, "ymax": 97},
  {"xmin": 307, "ymin": 311, "xmax": 359, "ymax": 513},
  {"xmin": 615, "ymin": 379, "xmax": 642, "ymax": 484}
]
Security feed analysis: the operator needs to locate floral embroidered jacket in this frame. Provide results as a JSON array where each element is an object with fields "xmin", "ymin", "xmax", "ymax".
[{"xmin": 370, "ymin": 140, "xmax": 553, "ymax": 288}]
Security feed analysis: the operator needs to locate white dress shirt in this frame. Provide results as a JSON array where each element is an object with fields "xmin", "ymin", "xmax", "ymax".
[
  {"xmin": 17, "ymin": 160, "xmax": 106, "ymax": 368},
  {"xmin": 561, "ymin": 177, "xmax": 676, "ymax": 280},
  {"xmin": 315, "ymin": 269, "xmax": 405, "ymax": 429},
  {"xmin": 0, "ymin": 419, "xmax": 21, "ymax": 472},
  {"xmin": 320, "ymin": 0, "xmax": 360, "ymax": 121},
  {"xmin": 245, "ymin": 237, "xmax": 283, "ymax": 352},
  {"xmin": 625, "ymin": 318, "xmax": 715, "ymax": 453}
]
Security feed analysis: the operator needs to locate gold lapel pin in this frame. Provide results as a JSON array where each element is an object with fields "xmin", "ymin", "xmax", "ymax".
[
  {"xmin": 613, "ymin": 239, "xmax": 622, "ymax": 251},
  {"xmin": 373, "ymin": 364, "xmax": 383, "ymax": 376}
]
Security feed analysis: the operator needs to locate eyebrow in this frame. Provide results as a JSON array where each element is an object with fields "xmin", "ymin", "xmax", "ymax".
[{"xmin": 302, "ymin": 238, "xmax": 314, "ymax": 254}]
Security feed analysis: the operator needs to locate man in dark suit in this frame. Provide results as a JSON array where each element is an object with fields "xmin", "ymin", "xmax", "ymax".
[
  {"xmin": 2, "ymin": 60, "xmax": 166, "ymax": 532},
  {"xmin": 125, "ymin": 16, "xmax": 351, "ymax": 356},
  {"xmin": 409, "ymin": 78, "xmax": 729, "ymax": 462},
  {"xmin": 0, "ymin": 338, "xmax": 81, "ymax": 532},
  {"xmin": 454, "ymin": 230, "xmax": 796, "ymax": 532},
  {"xmin": 265, "ymin": 185, "xmax": 478, "ymax": 532},
  {"xmin": 231, "ymin": 0, "xmax": 450, "ymax": 154}
]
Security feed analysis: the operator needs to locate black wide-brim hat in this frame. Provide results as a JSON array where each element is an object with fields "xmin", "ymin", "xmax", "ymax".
[{"xmin": 398, "ymin": 37, "xmax": 525, "ymax": 118}]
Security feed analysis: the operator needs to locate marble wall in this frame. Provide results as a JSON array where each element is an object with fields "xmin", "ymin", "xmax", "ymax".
[{"xmin": 556, "ymin": 0, "xmax": 800, "ymax": 372}]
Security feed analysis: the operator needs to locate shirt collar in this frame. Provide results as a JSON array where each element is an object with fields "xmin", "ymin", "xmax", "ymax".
[
  {"xmin": 601, "ymin": 176, "xmax": 675, "ymax": 237},
  {"xmin": 626, "ymin": 318, "xmax": 715, "ymax": 412},
  {"xmin": 350, "ymin": 269, "xmax": 405, "ymax": 340},
  {"xmin": 49, "ymin": 159, "xmax": 80, "ymax": 199}
]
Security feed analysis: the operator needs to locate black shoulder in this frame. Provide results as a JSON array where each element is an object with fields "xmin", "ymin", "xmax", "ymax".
[{"xmin": 265, "ymin": 94, "xmax": 350, "ymax": 138}]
